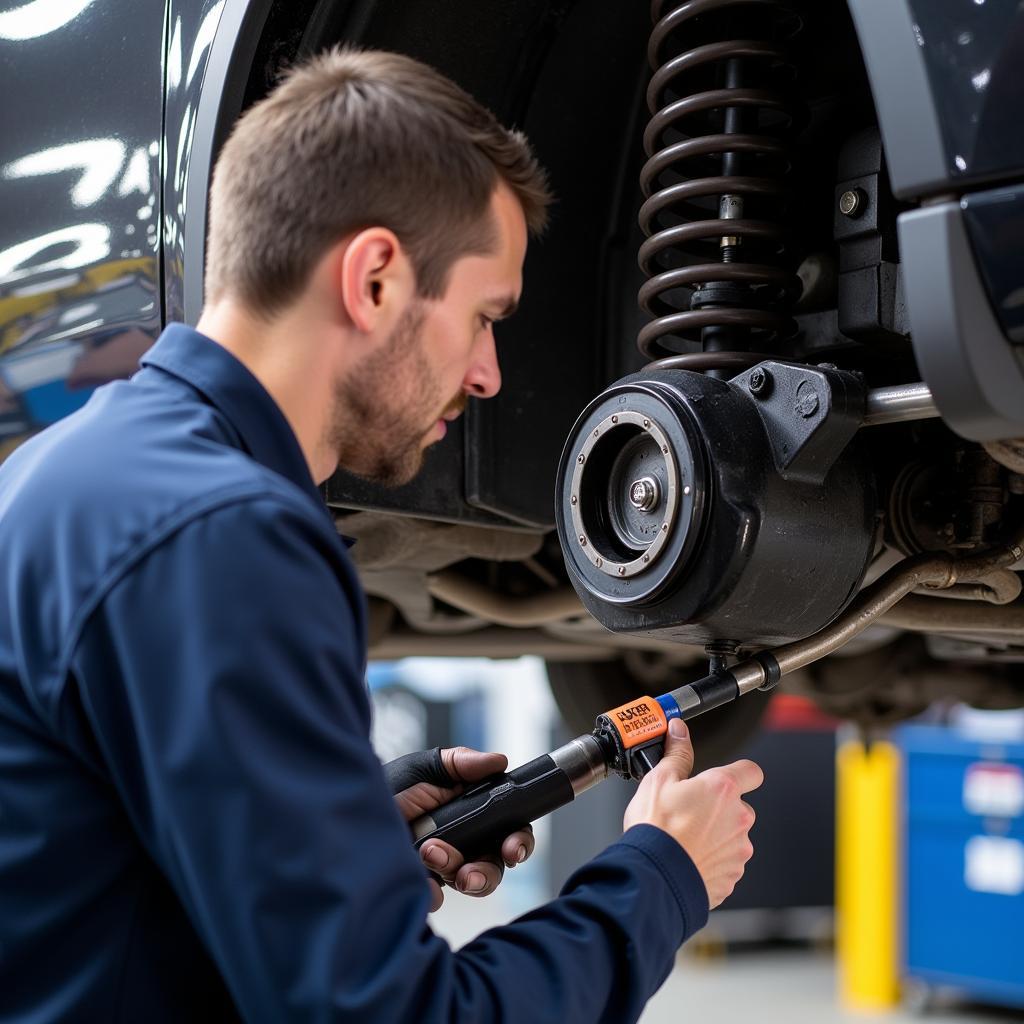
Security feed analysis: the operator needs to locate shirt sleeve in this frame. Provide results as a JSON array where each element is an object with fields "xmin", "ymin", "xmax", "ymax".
[{"xmin": 68, "ymin": 494, "xmax": 708, "ymax": 1024}]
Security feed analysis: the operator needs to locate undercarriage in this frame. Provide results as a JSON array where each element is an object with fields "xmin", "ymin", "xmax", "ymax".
[{"xmin": 227, "ymin": 0, "xmax": 1024, "ymax": 748}]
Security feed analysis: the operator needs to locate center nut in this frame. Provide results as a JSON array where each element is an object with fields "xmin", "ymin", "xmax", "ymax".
[
  {"xmin": 556, "ymin": 381, "xmax": 708, "ymax": 607},
  {"xmin": 629, "ymin": 476, "xmax": 659, "ymax": 512}
]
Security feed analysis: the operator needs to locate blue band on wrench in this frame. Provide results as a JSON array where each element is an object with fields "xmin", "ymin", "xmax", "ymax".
[{"xmin": 656, "ymin": 693, "xmax": 681, "ymax": 721}]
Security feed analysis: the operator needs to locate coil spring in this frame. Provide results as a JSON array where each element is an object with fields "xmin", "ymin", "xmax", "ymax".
[{"xmin": 638, "ymin": 0, "xmax": 805, "ymax": 366}]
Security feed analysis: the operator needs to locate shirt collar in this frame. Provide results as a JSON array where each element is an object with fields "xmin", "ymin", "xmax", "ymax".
[{"xmin": 139, "ymin": 323, "xmax": 328, "ymax": 514}]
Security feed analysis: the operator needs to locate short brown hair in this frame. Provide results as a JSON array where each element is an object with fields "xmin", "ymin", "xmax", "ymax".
[{"xmin": 205, "ymin": 47, "xmax": 551, "ymax": 317}]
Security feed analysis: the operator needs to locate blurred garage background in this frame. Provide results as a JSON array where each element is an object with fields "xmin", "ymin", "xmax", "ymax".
[{"xmin": 368, "ymin": 657, "xmax": 1024, "ymax": 1024}]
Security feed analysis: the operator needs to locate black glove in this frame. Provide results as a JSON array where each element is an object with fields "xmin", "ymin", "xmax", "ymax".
[{"xmin": 383, "ymin": 746, "xmax": 457, "ymax": 795}]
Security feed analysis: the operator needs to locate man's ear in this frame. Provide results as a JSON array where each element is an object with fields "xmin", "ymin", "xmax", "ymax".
[{"xmin": 338, "ymin": 227, "xmax": 413, "ymax": 334}]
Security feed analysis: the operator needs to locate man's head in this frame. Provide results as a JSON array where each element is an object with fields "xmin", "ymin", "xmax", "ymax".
[{"xmin": 203, "ymin": 48, "xmax": 551, "ymax": 485}]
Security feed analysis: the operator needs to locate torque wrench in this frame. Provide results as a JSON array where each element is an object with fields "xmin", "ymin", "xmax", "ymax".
[{"xmin": 409, "ymin": 654, "xmax": 779, "ymax": 861}]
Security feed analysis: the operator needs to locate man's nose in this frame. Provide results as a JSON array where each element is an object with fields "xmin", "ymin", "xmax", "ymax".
[{"xmin": 463, "ymin": 333, "xmax": 502, "ymax": 399}]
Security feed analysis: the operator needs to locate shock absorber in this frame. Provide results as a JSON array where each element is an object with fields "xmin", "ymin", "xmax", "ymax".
[{"xmin": 637, "ymin": 0, "xmax": 804, "ymax": 366}]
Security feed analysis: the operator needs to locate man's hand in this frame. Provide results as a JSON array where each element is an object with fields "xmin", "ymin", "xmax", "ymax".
[
  {"xmin": 386, "ymin": 746, "xmax": 535, "ymax": 912},
  {"xmin": 623, "ymin": 718, "xmax": 763, "ymax": 909}
]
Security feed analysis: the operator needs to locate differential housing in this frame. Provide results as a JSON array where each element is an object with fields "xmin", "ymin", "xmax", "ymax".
[{"xmin": 555, "ymin": 361, "xmax": 877, "ymax": 648}]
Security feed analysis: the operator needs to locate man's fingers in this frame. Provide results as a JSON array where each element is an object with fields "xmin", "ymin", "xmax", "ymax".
[
  {"xmin": 442, "ymin": 746, "xmax": 508, "ymax": 783},
  {"xmin": 657, "ymin": 718, "xmax": 695, "ymax": 780},
  {"xmin": 719, "ymin": 758, "xmax": 765, "ymax": 794},
  {"xmin": 408, "ymin": 748, "xmax": 522, "ymax": 910},
  {"xmin": 455, "ymin": 854, "xmax": 504, "ymax": 898},
  {"xmin": 423, "ymin": 828, "xmax": 529, "ymax": 878},
  {"xmin": 500, "ymin": 825, "xmax": 534, "ymax": 868},
  {"xmin": 420, "ymin": 838, "xmax": 463, "ymax": 882},
  {"xmin": 427, "ymin": 877, "xmax": 444, "ymax": 913},
  {"xmin": 739, "ymin": 799, "xmax": 756, "ymax": 830}
]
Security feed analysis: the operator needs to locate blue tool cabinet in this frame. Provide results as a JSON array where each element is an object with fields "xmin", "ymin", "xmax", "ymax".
[{"xmin": 898, "ymin": 723, "xmax": 1024, "ymax": 1010}]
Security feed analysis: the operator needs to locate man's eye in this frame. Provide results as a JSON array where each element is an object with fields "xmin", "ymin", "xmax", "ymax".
[{"xmin": 479, "ymin": 315, "xmax": 494, "ymax": 330}]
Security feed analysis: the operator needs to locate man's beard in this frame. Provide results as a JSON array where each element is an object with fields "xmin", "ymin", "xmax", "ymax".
[{"xmin": 328, "ymin": 303, "xmax": 462, "ymax": 487}]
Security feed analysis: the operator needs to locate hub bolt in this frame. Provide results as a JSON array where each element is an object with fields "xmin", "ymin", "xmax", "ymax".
[
  {"xmin": 628, "ymin": 476, "xmax": 660, "ymax": 512},
  {"xmin": 748, "ymin": 367, "xmax": 771, "ymax": 396}
]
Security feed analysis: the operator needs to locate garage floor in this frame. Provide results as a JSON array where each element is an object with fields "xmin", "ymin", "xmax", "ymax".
[
  {"xmin": 643, "ymin": 948, "xmax": 1019, "ymax": 1024},
  {"xmin": 431, "ymin": 897, "xmax": 1017, "ymax": 1024}
]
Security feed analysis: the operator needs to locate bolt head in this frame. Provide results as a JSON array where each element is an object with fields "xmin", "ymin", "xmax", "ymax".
[
  {"xmin": 611, "ymin": 415, "xmax": 618, "ymax": 423},
  {"xmin": 577, "ymin": 453, "xmax": 585, "ymax": 464},
  {"xmin": 617, "ymin": 566, "xmax": 626, "ymax": 576},
  {"xmin": 839, "ymin": 188, "xmax": 865, "ymax": 217},
  {"xmin": 748, "ymin": 367, "xmax": 771, "ymax": 396},
  {"xmin": 643, "ymin": 418, "xmax": 650, "ymax": 428},
  {"xmin": 794, "ymin": 379, "xmax": 820, "ymax": 418},
  {"xmin": 570, "ymin": 495, "xmax": 578, "ymax": 506},
  {"xmin": 578, "ymin": 535, "xmax": 586, "ymax": 545}
]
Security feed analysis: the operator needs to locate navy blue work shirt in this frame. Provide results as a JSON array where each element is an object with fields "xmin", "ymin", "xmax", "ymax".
[{"xmin": 0, "ymin": 324, "xmax": 708, "ymax": 1022}]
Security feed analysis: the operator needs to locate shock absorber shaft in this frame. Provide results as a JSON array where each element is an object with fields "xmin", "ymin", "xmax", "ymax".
[{"xmin": 719, "ymin": 56, "xmax": 747, "ymax": 261}]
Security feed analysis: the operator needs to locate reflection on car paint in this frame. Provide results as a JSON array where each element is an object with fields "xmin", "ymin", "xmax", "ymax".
[
  {"xmin": 908, "ymin": 0, "xmax": 1024, "ymax": 181},
  {"xmin": 0, "ymin": 0, "xmax": 98, "ymax": 43},
  {"xmin": 163, "ymin": 0, "xmax": 230, "ymax": 324},
  {"xmin": 961, "ymin": 184, "xmax": 1024, "ymax": 345},
  {"xmin": 0, "ymin": 260, "xmax": 158, "ymax": 460},
  {"xmin": 0, "ymin": 225, "xmax": 112, "ymax": 283},
  {"xmin": 3, "ymin": 139, "xmax": 130, "ymax": 208},
  {"xmin": 0, "ymin": 0, "xmax": 166, "ymax": 465}
]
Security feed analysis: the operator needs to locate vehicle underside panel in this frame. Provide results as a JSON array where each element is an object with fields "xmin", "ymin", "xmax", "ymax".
[
  {"xmin": 318, "ymin": 0, "xmax": 655, "ymax": 530},
  {"xmin": 0, "ymin": 0, "xmax": 1021, "ymax": 736}
]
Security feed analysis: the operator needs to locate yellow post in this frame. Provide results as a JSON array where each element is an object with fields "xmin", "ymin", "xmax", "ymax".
[{"xmin": 836, "ymin": 736, "xmax": 901, "ymax": 1011}]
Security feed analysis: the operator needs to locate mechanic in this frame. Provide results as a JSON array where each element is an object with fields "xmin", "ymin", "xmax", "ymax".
[{"xmin": 0, "ymin": 48, "xmax": 762, "ymax": 1022}]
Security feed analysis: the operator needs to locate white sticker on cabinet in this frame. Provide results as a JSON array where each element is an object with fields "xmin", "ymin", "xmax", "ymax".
[
  {"xmin": 964, "ymin": 836, "xmax": 1024, "ymax": 896},
  {"xmin": 963, "ymin": 763, "xmax": 1024, "ymax": 818}
]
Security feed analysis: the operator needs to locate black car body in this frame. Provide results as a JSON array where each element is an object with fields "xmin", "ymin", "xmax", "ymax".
[{"xmin": 2, "ymin": 0, "xmax": 1022, "ymax": 753}]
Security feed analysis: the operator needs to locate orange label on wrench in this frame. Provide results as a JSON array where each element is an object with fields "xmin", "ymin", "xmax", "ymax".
[{"xmin": 605, "ymin": 696, "xmax": 668, "ymax": 749}]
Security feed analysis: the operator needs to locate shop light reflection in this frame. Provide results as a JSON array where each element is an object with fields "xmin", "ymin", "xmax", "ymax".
[
  {"xmin": 186, "ymin": 1, "xmax": 225, "ymax": 87},
  {"xmin": 3, "ymin": 140, "xmax": 126, "ymax": 208},
  {"xmin": 0, "ymin": 224, "xmax": 111, "ymax": 282},
  {"xmin": 0, "ymin": 0, "xmax": 97, "ymax": 42}
]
